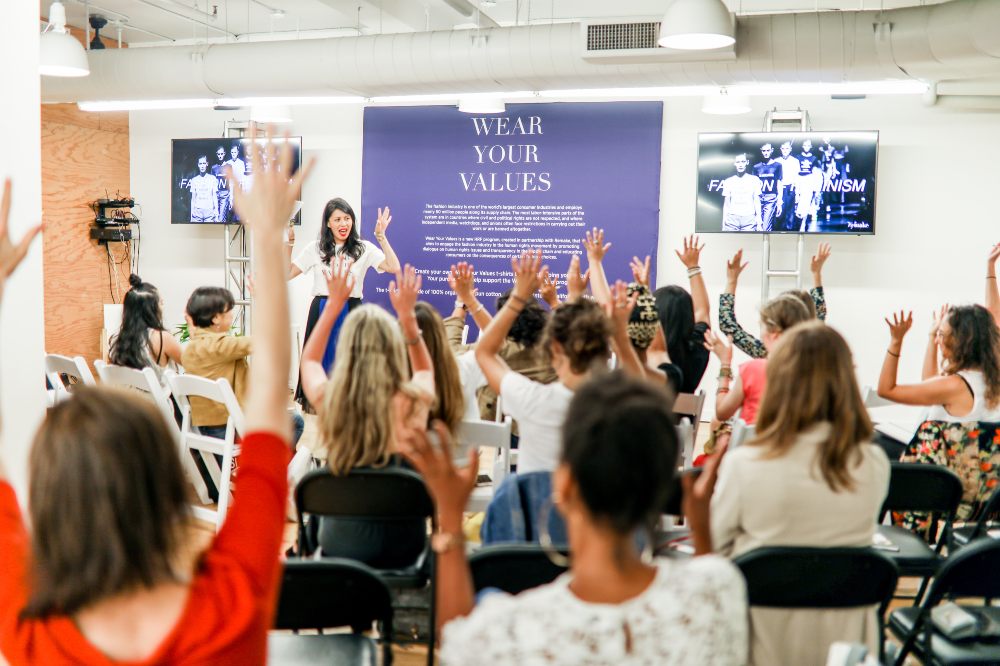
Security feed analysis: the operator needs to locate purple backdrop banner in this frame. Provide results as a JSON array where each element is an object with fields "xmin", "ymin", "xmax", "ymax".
[{"xmin": 360, "ymin": 102, "xmax": 663, "ymax": 323}]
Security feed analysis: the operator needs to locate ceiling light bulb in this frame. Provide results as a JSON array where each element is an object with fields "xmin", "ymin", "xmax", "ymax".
[
  {"xmin": 658, "ymin": 0, "xmax": 735, "ymax": 51},
  {"xmin": 40, "ymin": 1, "xmax": 90, "ymax": 77}
]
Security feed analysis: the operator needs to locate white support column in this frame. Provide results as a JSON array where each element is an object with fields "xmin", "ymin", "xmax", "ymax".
[{"xmin": 0, "ymin": 3, "xmax": 47, "ymax": 498}]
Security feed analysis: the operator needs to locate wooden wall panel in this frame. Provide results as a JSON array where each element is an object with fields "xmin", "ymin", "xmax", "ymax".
[{"xmin": 42, "ymin": 104, "xmax": 130, "ymax": 364}]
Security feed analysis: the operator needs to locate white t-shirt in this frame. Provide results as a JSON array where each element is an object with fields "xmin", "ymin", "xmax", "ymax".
[
  {"xmin": 456, "ymin": 350, "xmax": 486, "ymax": 421},
  {"xmin": 441, "ymin": 555, "xmax": 748, "ymax": 666},
  {"xmin": 292, "ymin": 239, "xmax": 386, "ymax": 298},
  {"xmin": 721, "ymin": 174, "xmax": 762, "ymax": 216},
  {"xmin": 499, "ymin": 373, "xmax": 574, "ymax": 474},
  {"xmin": 189, "ymin": 173, "xmax": 218, "ymax": 210}
]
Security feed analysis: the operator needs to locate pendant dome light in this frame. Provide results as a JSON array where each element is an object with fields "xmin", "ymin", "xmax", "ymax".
[
  {"xmin": 658, "ymin": 0, "xmax": 735, "ymax": 51},
  {"xmin": 40, "ymin": 1, "xmax": 90, "ymax": 77}
]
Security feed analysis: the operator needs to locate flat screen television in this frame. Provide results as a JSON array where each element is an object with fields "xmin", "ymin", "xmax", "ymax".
[
  {"xmin": 695, "ymin": 131, "xmax": 878, "ymax": 235},
  {"xmin": 170, "ymin": 136, "xmax": 302, "ymax": 225}
]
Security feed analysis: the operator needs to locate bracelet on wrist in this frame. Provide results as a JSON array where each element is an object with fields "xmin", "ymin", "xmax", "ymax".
[
  {"xmin": 718, "ymin": 365, "xmax": 733, "ymax": 379},
  {"xmin": 510, "ymin": 294, "xmax": 531, "ymax": 306},
  {"xmin": 988, "ymin": 276, "xmax": 997, "ymax": 280},
  {"xmin": 471, "ymin": 304, "xmax": 485, "ymax": 315},
  {"xmin": 716, "ymin": 387, "xmax": 730, "ymax": 395},
  {"xmin": 886, "ymin": 349, "xmax": 900, "ymax": 358},
  {"xmin": 405, "ymin": 334, "xmax": 423, "ymax": 346}
]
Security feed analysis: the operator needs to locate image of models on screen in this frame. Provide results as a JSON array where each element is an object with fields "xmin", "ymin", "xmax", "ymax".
[
  {"xmin": 695, "ymin": 131, "xmax": 878, "ymax": 235},
  {"xmin": 170, "ymin": 137, "xmax": 302, "ymax": 224}
]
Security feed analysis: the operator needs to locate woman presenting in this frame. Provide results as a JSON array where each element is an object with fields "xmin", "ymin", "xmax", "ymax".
[{"xmin": 288, "ymin": 198, "xmax": 401, "ymax": 408}]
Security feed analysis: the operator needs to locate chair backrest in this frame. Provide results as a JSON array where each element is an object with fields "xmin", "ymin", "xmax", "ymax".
[
  {"xmin": 45, "ymin": 353, "xmax": 96, "ymax": 403},
  {"xmin": 734, "ymin": 546, "xmax": 899, "ymax": 612},
  {"xmin": 730, "ymin": 418, "xmax": 755, "ymax": 449},
  {"xmin": 967, "ymin": 485, "xmax": 1000, "ymax": 541},
  {"xmin": 923, "ymin": 538, "xmax": 1000, "ymax": 604},
  {"xmin": 862, "ymin": 385, "xmax": 896, "ymax": 409},
  {"xmin": 275, "ymin": 559, "xmax": 394, "ymax": 632},
  {"xmin": 166, "ymin": 371, "xmax": 245, "ymax": 438},
  {"xmin": 673, "ymin": 391, "xmax": 706, "ymax": 429},
  {"xmin": 456, "ymin": 416, "xmax": 513, "ymax": 482},
  {"xmin": 879, "ymin": 462, "xmax": 963, "ymax": 516},
  {"xmin": 295, "ymin": 467, "xmax": 434, "ymax": 556},
  {"xmin": 469, "ymin": 544, "xmax": 568, "ymax": 595},
  {"xmin": 93, "ymin": 360, "xmax": 176, "ymax": 429}
]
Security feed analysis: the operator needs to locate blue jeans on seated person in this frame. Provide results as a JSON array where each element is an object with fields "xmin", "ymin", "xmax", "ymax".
[{"xmin": 199, "ymin": 411, "xmax": 305, "ymax": 446}]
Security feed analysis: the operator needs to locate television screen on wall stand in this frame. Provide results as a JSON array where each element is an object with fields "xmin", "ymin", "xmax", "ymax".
[{"xmin": 695, "ymin": 131, "xmax": 878, "ymax": 235}]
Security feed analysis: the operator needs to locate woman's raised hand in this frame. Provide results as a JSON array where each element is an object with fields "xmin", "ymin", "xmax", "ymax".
[
  {"xmin": 511, "ymin": 249, "xmax": 543, "ymax": 300},
  {"xmin": 726, "ymin": 249, "xmax": 748, "ymax": 286},
  {"xmin": 885, "ymin": 310, "xmax": 914, "ymax": 343},
  {"xmin": 389, "ymin": 264, "xmax": 422, "ymax": 317},
  {"xmin": 607, "ymin": 280, "xmax": 639, "ymax": 331},
  {"xmin": 630, "ymin": 255, "xmax": 651, "ymax": 288},
  {"xmin": 675, "ymin": 234, "xmax": 705, "ymax": 269},
  {"xmin": 810, "ymin": 242, "xmax": 832, "ymax": 275},
  {"xmin": 584, "ymin": 227, "xmax": 612, "ymax": 263},
  {"xmin": 703, "ymin": 329, "xmax": 734, "ymax": 366},
  {"xmin": 325, "ymin": 256, "xmax": 356, "ymax": 305},
  {"xmin": 0, "ymin": 178, "xmax": 42, "ymax": 298},
  {"xmin": 565, "ymin": 255, "xmax": 591, "ymax": 302},
  {"xmin": 539, "ymin": 268, "xmax": 559, "ymax": 308},
  {"xmin": 374, "ymin": 206, "xmax": 392, "ymax": 242},
  {"xmin": 448, "ymin": 262, "xmax": 476, "ymax": 302}
]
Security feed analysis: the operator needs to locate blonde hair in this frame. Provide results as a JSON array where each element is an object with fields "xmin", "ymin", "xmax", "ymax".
[
  {"xmin": 760, "ymin": 294, "xmax": 812, "ymax": 336},
  {"xmin": 319, "ymin": 305, "xmax": 423, "ymax": 475},
  {"xmin": 415, "ymin": 302, "xmax": 465, "ymax": 435},
  {"xmin": 751, "ymin": 321, "xmax": 874, "ymax": 492}
]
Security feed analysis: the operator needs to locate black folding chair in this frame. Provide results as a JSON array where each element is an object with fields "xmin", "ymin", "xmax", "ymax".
[
  {"xmin": 734, "ymin": 546, "xmax": 899, "ymax": 664},
  {"xmin": 270, "ymin": 559, "xmax": 394, "ymax": 666},
  {"xmin": 878, "ymin": 462, "xmax": 963, "ymax": 603},
  {"xmin": 952, "ymin": 485, "xmax": 1000, "ymax": 549},
  {"xmin": 469, "ymin": 544, "xmax": 569, "ymax": 595},
  {"xmin": 888, "ymin": 539, "xmax": 1000, "ymax": 666},
  {"xmin": 294, "ymin": 467, "xmax": 436, "ymax": 665}
]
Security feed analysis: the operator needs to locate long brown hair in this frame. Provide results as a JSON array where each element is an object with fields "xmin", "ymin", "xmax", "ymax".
[
  {"xmin": 320, "ymin": 305, "xmax": 424, "ymax": 475},
  {"xmin": 751, "ymin": 322, "xmax": 873, "ymax": 492},
  {"xmin": 24, "ymin": 387, "xmax": 192, "ymax": 618},
  {"xmin": 941, "ymin": 304, "xmax": 1000, "ymax": 408},
  {"xmin": 415, "ymin": 302, "xmax": 465, "ymax": 434}
]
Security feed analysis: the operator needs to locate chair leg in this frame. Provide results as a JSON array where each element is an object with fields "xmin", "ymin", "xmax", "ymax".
[
  {"xmin": 426, "ymin": 556, "xmax": 436, "ymax": 666},
  {"xmin": 911, "ymin": 576, "xmax": 931, "ymax": 606}
]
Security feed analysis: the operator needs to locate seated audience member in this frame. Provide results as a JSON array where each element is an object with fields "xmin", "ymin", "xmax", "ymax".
[
  {"xmin": 878, "ymin": 305, "xmax": 1000, "ymax": 517},
  {"xmin": 444, "ymin": 261, "xmax": 557, "ymax": 423},
  {"xmin": 706, "ymin": 294, "xmax": 812, "ymax": 425},
  {"xmin": 299, "ymin": 261, "xmax": 434, "ymax": 567},
  {"xmin": 402, "ymin": 372, "xmax": 747, "ymax": 665},
  {"xmin": 653, "ymin": 235, "xmax": 713, "ymax": 393},
  {"xmin": 582, "ymin": 228, "xmax": 672, "ymax": 386},
  {"xmin": 0, "ymin": 139, "xmax": 299, "ymax": 662},
  {"xmin": 475, "ymin": 250, "xmax": 645, "ymax": 474},
  {"xmin": 109, "ymin": 273, "xmax": 183, "ymax": 385},
  {"xmin": 182, "ymin": 286, "xmax": 304, "ymax": 446},
  {"xmin": 719, "ymin": 243, "xmax": 831, "ymax": 358},
  {"xmin": 414, "ymin": 301, "xmax": 465, "ymax": 434},
  {"xmin": 711, "ymin": 322, "xmax": 890, "ymax": 665}
]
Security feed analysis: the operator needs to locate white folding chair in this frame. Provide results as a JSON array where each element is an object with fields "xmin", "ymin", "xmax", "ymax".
[
  {"xmin": 673, "ymin": 391, "xmax": 706, "ymax": 468},
  {"xmin": 455, "ymin": 416, "xmax": 513, "ymax": 513},
  {"xmin": 166, "ymin": 370, "xmax": 245, "ymax": 532},
  {"xmin": 94, "ymin": 361, "xmax": 213, "ymax": 506},
  {"xmin": 45, "ymin": 353, "xmax": 96, "ymax": 404},
  {"xmin": 730, "ymin": 418, "xmax": 755, "ymax": 449},
  {"xmin": 862, "ymin": 385, "xmax": 896, "ymax": 409}
]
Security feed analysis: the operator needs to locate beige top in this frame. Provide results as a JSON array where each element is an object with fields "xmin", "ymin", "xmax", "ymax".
[
  {"xmin": 181, "ymin": 328, "xmax": 252, "ymax": 427},
  {"xmin": 710, "ymin": 422, "xmax": 891, "ymax": 666}
]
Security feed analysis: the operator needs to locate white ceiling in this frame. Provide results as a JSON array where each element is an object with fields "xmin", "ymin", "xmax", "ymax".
[{"xmin": 44, "ymin": 0, "xmax": 950, "ymax": 46}]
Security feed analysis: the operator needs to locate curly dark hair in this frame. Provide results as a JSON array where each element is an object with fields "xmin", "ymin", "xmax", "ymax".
[
  {"xmin": 496, "ymin": 290, "xmax": 548, "ymax": 348},
  {"xmin": 942, "ymin": 304, "xmax": 1000, "ymax": 407},
  {"xmin": 543, "ymin": 298, "xmax": 611, "ymax": 374},
  {"xmin": 318, "ymin": 198, "xmax": 363, "ymax": 264}
]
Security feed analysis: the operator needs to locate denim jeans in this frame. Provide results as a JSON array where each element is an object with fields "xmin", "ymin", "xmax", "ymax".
[{"xmin": 199, "ymin": 411, "xmax": 305, "ymax": 446}]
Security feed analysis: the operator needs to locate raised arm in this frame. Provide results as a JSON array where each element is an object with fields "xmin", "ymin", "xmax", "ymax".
[
  {"xmin": 607, "ymin": 280, "xmax": 645, "ymax": 380},
  {"xmin": 922, "ymin": 305, "xmax": 948, "ymax": 380},
  {"xmin": 877, "ymin": 310, "xmax": 971, "ymax": 412},
  {"xmin": 718, "ymin": 250, "xmax": 766, "ymax": 359},
  {"xmin": 398, "ymin": 421, "xmax": 478, "ymax": 631},
  {"xmin": 676, "ymin": 235, "xmax": 710, "ymax": 325},
  {"xmin": 389, "ymin": 264, "xmax": 433, "ymax": 377},
  {"xmin": 300, "ymin": 258, "xmax": 354, "ymax": 408},
  {"xmin": 987, "ymin": 243, "xmax": 1000, "ymax": 325},
  {"xmin": 448, "ymin": 262, "xmax": 491, "ymax": 331},
  {"xmin": 374, "ymin": 206, "xmax": 402, "ymax": 274},
  {"xmin": 583, "ymin": 227, "xmax": 612, "ymax": 305},
  {"xmin": 704, "ymin": 330, "xmax": 743, "ymax": 421},
  {"xmin": 475, "ymin": 250, "xmax": 543, "ymax": 394},
  {"xmin": 538, "ymin": 269, "xmax": 560, "ymax": 310},
  {"xmin": 229, "ymin": 132, "xmax": 311, "ymax": 440},
  {"xmin": 564, "ymin": 254, "xmax": 590, "ymax": 304},
  {"xmin": 809, "ymin": 242, "xmax": 830, "ymax": 321},
  {"xmin": 630, "ymin": 255, "xmax": 651, "ymax": 289},
  {"xmin": 285, "ymin": 223, "xmax": 302, "ymax": 280}
]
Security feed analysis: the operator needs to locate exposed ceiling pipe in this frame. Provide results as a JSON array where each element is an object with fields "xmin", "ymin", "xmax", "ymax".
[
  {"xmin": 40, "ymin": 0, "xmax": 1000, "ymax": 102},
  {"xmin": 132, "ymin": 0, "xmax": 237, "ymax": 37}
]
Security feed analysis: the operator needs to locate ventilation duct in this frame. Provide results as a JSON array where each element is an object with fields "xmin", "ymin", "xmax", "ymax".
[{"xmin": 40, "ymin": 0, "xmax": 1000, "ymax": 103}]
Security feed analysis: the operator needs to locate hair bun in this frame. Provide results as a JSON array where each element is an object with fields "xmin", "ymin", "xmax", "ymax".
[{"xmin": 128, "ymin": 274, "xmax": 143, "ymax": 289}]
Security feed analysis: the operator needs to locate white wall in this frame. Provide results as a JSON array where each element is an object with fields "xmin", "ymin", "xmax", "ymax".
[
  {"xmin": 130, "ymin": 96, "xmax": 1000, "ymax": 407},
  {"xmin": 2, "ymin": 2, "xmax": 46, "ymax": 497}
]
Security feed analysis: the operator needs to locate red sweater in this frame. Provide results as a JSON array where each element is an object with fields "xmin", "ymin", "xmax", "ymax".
[{"xmin": 0, "ymin": 431, "xmax": 289, "ymax": 665}]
